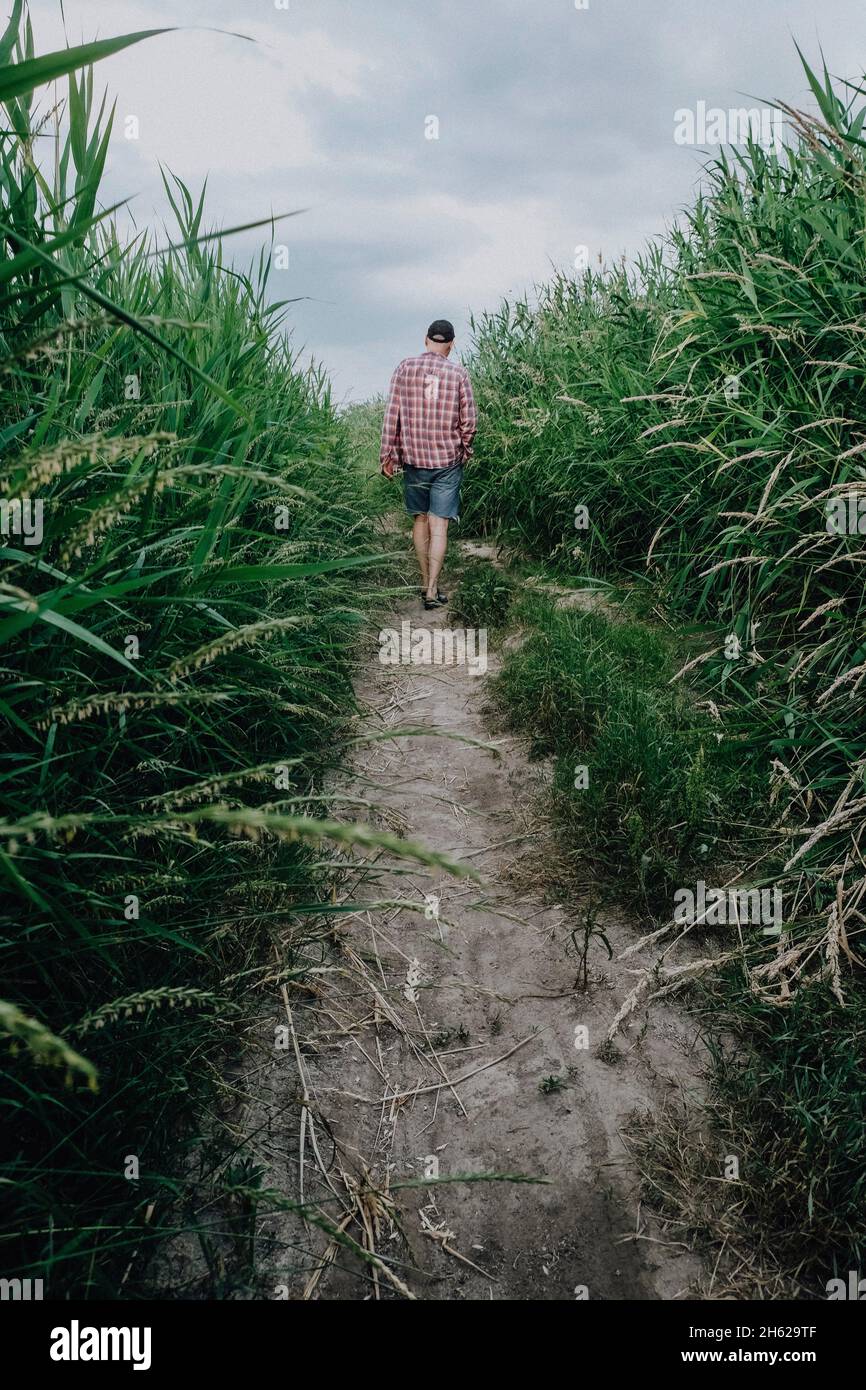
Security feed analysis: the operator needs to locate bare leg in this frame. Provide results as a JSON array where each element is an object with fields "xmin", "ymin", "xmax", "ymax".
[
  {"xmin": 426, "ymin": 514, "xmax": 449, "ymax": 599},
  {"xmin": 412, "ymin": 513, "xmax": 429, "ymax": 590}
]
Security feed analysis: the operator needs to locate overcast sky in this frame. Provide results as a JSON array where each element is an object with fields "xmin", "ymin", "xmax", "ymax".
[{"xmin": 26, "ymin": 0, "xmax": 866, "ymax": 402}]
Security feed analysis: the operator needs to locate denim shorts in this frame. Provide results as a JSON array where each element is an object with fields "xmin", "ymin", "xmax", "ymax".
[{"xmin": 403, "ymin": 462, "xmax": 464, "ymax": 520}]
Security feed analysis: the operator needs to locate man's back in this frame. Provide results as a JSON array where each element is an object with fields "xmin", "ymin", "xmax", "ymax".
[{"xmin": 380, "ymin": 349, "xmax": 476, "ymax": 472}]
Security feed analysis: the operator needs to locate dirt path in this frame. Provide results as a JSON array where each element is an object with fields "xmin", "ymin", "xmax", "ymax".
[{"xmin": 241, "ymin": 565, "xmax": 709, "ymax": 1302}]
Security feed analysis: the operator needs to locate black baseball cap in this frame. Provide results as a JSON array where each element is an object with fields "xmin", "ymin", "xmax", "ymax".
[{"xmin": 427, "ymin": 319, "xmax": 455, "ymax": 343}]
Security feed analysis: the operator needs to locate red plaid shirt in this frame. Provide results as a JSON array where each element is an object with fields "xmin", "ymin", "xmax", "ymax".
[{"xmin": 380, "ymin": 351, "xmax": 477, "ymax": 471}]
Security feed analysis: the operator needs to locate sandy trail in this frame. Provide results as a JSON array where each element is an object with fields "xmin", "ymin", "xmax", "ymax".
[{"xmin": 235, "ymin": 562, "xmax": 711, "ymax": 1303}]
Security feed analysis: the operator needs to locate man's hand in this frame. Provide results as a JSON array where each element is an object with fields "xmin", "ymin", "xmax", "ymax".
[{"xmin": 381, "ymin": 459, "xmax": 398, "ymax": 479}]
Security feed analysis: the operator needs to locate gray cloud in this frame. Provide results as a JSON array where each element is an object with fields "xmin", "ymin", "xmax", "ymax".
[{"xmin": 29, "ymin": 0, "xmax": 866, "ymax": 400}]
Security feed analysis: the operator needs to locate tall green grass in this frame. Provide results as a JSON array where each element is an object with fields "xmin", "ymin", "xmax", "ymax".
[
  {"xmin": 465, "ymin": 51, "xmax": 866, "ymax": 1287},
  {"xmin": 0, "ymin": 8, "xmax": 399, "ymax": 1296},
  {"xmin": 337, "ymin": 395, "xmax": 399, "ymax": 528},
  {"xmin": 466, "ymin": 54, "xmax": 866, "ymax": 982},
  {"xmin": 625, "ymin": 976, "xmax": 866, "ymax": 1295},
  {"xmin": 493, "ymin": 593, "xmax": 759, "ymax": 903}
]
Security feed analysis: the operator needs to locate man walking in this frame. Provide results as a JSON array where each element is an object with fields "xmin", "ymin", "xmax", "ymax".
[{"xmin": 380, "ymin": 319, "xmax": 477, "ymax": 610}]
